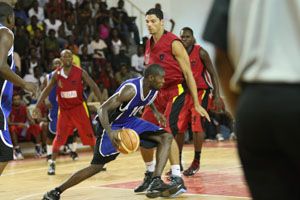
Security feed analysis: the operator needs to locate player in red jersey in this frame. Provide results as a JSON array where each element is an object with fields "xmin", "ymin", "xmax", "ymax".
[
  {"xmin": 176, "ymin": 27, "xmax": 223, "ymax": 176},
  {"xmin": 33, "ymin": 49, "xmax": 102, "ymax": 175},
  {"xmin": 134, "ymin": 8, "xmax": 210, "ymax": 195}
]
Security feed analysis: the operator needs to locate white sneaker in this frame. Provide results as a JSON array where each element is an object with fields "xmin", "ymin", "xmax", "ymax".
[{"xmin": 216, "ymin": 133, "xmax": 224, "ymax": 141}]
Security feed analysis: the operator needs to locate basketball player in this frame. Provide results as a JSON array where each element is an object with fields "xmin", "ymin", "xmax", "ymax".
[
  {"xmin": 40, "ymin": 58, "xmax": 79, "ymax": 172},
  {"xmin": 0, "ymin": 2, "xmax": 37, "ymax": 175},
  {"xmin": 175, "ymin": 27, "xmax": 223, "ymax": 176},
  {"xmin": 135, "ymin": 8, "xmax": 210, "ymax": 192},
  {"xmin": 33, "ymin": 49, "xmax": 101, "ymax": 175},
  {"xmin": 42, "ymin": 64, "xmax": 183, "ymax": 200}
]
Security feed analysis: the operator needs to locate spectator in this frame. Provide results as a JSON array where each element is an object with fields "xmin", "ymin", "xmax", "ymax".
[
  {"xmin": 28, "ymin": 0, "xmax": 45, "ymax": 22},
  {"xmin": 90, "ymin": 34, "xmax": 107, "ymax": 59},
  {"xmin": 155, "ymin": 3, "xmax": 175, "ymax": 32},
  {"xmin": 131, "ymin": 44, "xmax": 145, "ymax": 73},
  {"xmin": 26, "ymin": 15, "xmax": 44, "ymax": 39},
  {"xmin": 111, "ymin": 45, "xmax": 130, "ymax": 71},
  {"xmin": 9, "ymin": 93, "xmax": 43, "ymax": 159},
  {"xmin": 43, "ymin": 12, "xmax": 62, "ymax": 37},
  {"xmin": 87, "ymin": 82, "xmax": 108, "ymax": 105},
  {"xmin": 44, "ymin": 29, "xmax": 60, "ymax": 56},
  {"xmin": 115, "ymin": 64, "xmax": 140, "ymax": 86}
]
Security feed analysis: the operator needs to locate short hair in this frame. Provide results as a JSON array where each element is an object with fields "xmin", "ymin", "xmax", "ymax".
[
  {"xmin": 181, "ymin": 27, "xmax": 194, "ymax": 36},
  {"xmin": 146, "ymin": 8, "xmax": 163, "ymax": 20},
  {"xmin": 0, "ymin": 2, "xmax": 14, "ymax": 22},
  {"xmin": 144, "ymin": 64, "xmax": 164, "ymax": 78}
]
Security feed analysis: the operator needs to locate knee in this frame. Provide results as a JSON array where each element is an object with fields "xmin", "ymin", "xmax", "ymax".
[{"xmin": 161, "ymin": 133, "xmax": 173, "ymax": 144}]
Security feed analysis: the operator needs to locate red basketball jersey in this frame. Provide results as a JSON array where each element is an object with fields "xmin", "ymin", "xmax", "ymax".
[
  {"xmin": 189, "ymin": 44, "xmax": 210, "ymax": 89},
  {"xmin": 145, "ymin": 31, "xmax": 184, "ymax": 88},
  {"xmin": 10, "ymin": 105, "xmax": 27, "ymax": 123},
  {"xmin": 56, "ymin": 66, "xmax": 84, "ymax": 109}
]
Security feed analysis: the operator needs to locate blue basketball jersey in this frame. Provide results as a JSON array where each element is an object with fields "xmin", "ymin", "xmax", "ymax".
[
  {"xmin": 109, "ymin": 77, "xmax": 158, "ymax": 124},
  {"xmin": 0, "ymin": 23, "xmax": 15, "ymax": 147},
  {"xmin": 47, "ymin": 71, "xmax": 58, "ymax": 120},
  {"xmin": 97, "ymin": 77, "xmax": 162, "ymax": 156}
]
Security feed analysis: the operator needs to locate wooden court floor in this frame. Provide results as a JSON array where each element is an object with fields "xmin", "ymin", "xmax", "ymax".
[{"xmin": 0, "ymin": 141, "xmax": 251, "ymax": 200}]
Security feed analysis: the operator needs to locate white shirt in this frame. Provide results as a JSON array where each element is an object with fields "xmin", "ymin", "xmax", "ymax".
[
  {"xmin": 28, "ymin": 7, "xmax": 45, "ymax": 22},
  {"xmin": 131, "ymin": 54, "xmax": 145, "ymax": 72},
  {"xmin": 90, "ymin": 39, "xmax": 107, "ymax": 58},
  {"xmin": 44, "ymin": 19, "xmax": 62, "ymax": 37},
  {"xmin": 229, "ymin": 0, "xmax": 300, "ymax": 91}
]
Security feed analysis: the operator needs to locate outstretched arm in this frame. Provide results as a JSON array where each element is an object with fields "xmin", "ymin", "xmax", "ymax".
[
  {"xmin": 97, "ymin": 85, "xmax": 135, "ymax": 147},
  {"xmin": 172, "ymin": 40, "xmax": 210, "ymax": 121}
]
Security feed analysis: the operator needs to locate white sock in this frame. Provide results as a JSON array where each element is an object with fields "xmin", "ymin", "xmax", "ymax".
[
  {"xmin": 72, "ymin": 142, "xmax": 77, "ymax": 152},
  {"xmin": 171, "ymin": 165, "xmax": 181, "ymax": 177},
  {"xmin": 47, "ymin": 145, "xmax": 53, "ymax": 155},
  {"xmin": 145, "ymin": 161, "xmax": 156, "ymax": 172}
]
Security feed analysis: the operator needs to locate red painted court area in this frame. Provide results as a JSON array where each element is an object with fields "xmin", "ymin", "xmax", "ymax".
[{"xmin": 102, "ymin": 141, "xmax": 250, "ymax": 198}]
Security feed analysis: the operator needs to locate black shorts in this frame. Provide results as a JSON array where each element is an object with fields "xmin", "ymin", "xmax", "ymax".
[
  {"xmin": 91, "ymin": 129, "xmax": 166, "ymax": 165},
  {"xmin": 91, "ymin": 133, "xmax": 119, "ymax": 165},
  {"xmin": 0, "ymin": 138, "xmax": 13, "ymax": 162}
]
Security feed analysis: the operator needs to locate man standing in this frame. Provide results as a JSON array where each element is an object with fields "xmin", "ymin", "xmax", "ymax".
[
  {"xmin": 175, "ymin": 27, "xmax": 222, "ymax": 176},
  {"xmin": 34, "ymin": 49, "xmax": 101, "ymax": 175},
  {"xmin": 135, "ymin": 8, "xmax": 210, "ymax": 194},
  {"xmin": 0, "ymin": 2, "xmax": 37, "ymax": 175}
]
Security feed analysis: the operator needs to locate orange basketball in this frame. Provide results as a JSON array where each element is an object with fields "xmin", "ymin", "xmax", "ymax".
[{"xmin": 117, "ymin": 128, "xmax": 140, "ymax": 154}]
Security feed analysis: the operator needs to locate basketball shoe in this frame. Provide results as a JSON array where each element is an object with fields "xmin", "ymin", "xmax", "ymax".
[
  {"xmin": 70, "ymin": 151, "xmax": 79, "ymax": 160},
  {"xmin": 42, "ymin": 188, "xmax": 61, "ymax": 200},
  {"xmin": 146, "ymin": 177, "xmax": 178, "ymax": 198},
  {"xmin": 48, "ymin": 160, "xmax": 55, "ymax": 175},
  {"xmin": 134, "ymin": 171, "xmax": 153, "ymax": 192},
  {"xmin": 162, "ymin": 175, "xmax": 187, "ymax": 197},
  {"xmin": 183, "ymin": 159, "xmax": 200, "ymax": 176}
]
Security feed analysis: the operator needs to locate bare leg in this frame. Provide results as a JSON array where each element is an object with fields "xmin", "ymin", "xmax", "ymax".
[
  {"xmin": 153, "ymin": 133, "xmax": 173, "ymax": 177},
  {"xmin": 193, "ymin": 131, "xmax": 205, "ymax": 152},
  {"xmin": 58, "ymin": 164, "xmax": 104, "ymax": 192},
  {"xmin": 169, "ymin": 139, "xmax": 180, "ymax": 165},
  {"xmin": 140, "ymin": 147, "xmax": 155, "ymax": 162}
]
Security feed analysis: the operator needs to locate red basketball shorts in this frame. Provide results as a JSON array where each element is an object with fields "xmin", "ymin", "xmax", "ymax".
[{"xmin": 53, "ymin": 103, "xmax": 96, "ymax": 152}]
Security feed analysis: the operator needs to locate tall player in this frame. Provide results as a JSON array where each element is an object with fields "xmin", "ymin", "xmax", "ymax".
[
  {"xmin": 0, "ymin": 2, "xmax": 37, "ymax": 175},
  {"xmin": 176, "ymin": 27, "xmax": 222, "ymax": 176},
  {"xmin": 134, "ymin": 8, "xmax": 210, "ymax": 193},
  {"xmin": 33, "ymin": 49, "xmax": 101, "ymax": 175},
  {"xmin": 42, "ymin": 64, "xmax": 183, "ymax": 200}
]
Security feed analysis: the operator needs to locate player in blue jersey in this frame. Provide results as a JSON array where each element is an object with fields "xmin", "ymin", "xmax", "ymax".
[
  {"xmin": 0, "ymin": 2, "xmax": 37, "ymax": 175},
  {"xmin": 42, "ymin": 64, "xmax": 183, "ymax": 199}
]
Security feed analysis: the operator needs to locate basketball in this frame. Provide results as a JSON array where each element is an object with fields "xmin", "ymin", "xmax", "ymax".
[{"xmin": 117, "ymin": 129, "xmax": 140, "ymax": 154}]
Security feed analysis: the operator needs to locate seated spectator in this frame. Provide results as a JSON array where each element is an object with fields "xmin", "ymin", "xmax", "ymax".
[
  {"xmin": 14, "ymin": 1, "xmax": 29, "ymax": 25},
  {"xmin": 111, "ymin": 45, "xmax": 130, "ymax": 71},
  {"xmin": 26, "ymin": 47, "xmax": 42, "ymax": 75},
  {"xmin": 9, "ymin": 93, "xmax": 43, "ymax": 159},
  {"xmin": 44, "ymin": 29, "xmax": 60, "ymax": 56},
  {"xmin": 115, "ymin": 64, "xmax": 140, "ymax": 86},
  {"xmin": 80, "ymin": 45, "xmax": 93, "ymax": 75},
  {"xmin": 43, "ymin": 12, "xmax": 62, "ymax": 37},
  {"xmin": 78, "ymin": 36, "xmax": 93, "ymax": 55},
  {"xmin": 131, "ymin": 44, "xmax": 145, "ymax": 73},
  {"xmin": 90, "ymin": 34, "xmax": 107, "ymax": 59},
  {"xmin": 28, "ymin": 0, "xmax": 45, "ymax": 22},
  {"xmin": 26, "ymin": 15, "xmax": 44, "ymax": 39},
  {"xmin": 98, "ymin": 17, "xmax": 111, "ymax": 41},
  {"xmin": 110, "ymin": 28, "xmax": 123, "ymax": 56},
  {"xmin": 87, "ymin": 82, "xmax": 108, "ymax": 105},
  {"xmin": 99, "ymin": 62, "xmax": 117, "ymax": 95}
]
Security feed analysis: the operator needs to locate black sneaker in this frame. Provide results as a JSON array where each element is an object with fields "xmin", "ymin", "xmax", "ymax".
[
  {"xmin": 146, "ymin": 177, "xmax": 175, "ymax": 198},
  {"xmin": 42, "ymin": 189, "xmax": 61, "ymax": 200},
  {"xmin": 134, "ymin": 171, "xmax": 153, "ymax": 193},
  {"xmin": 46, "ymin": 154, "xmax": 52, "ymax": 161},
  {"xmin": 70, "ymin": 151, "xmax": 79, "ymax": 161},
  {"xmin": 161, "ymin": 175, "xmax": 187, "ymax": 197},
  {"xmin": 48, "ymin": 161, "xmax": 55, "ymax": 175}
]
